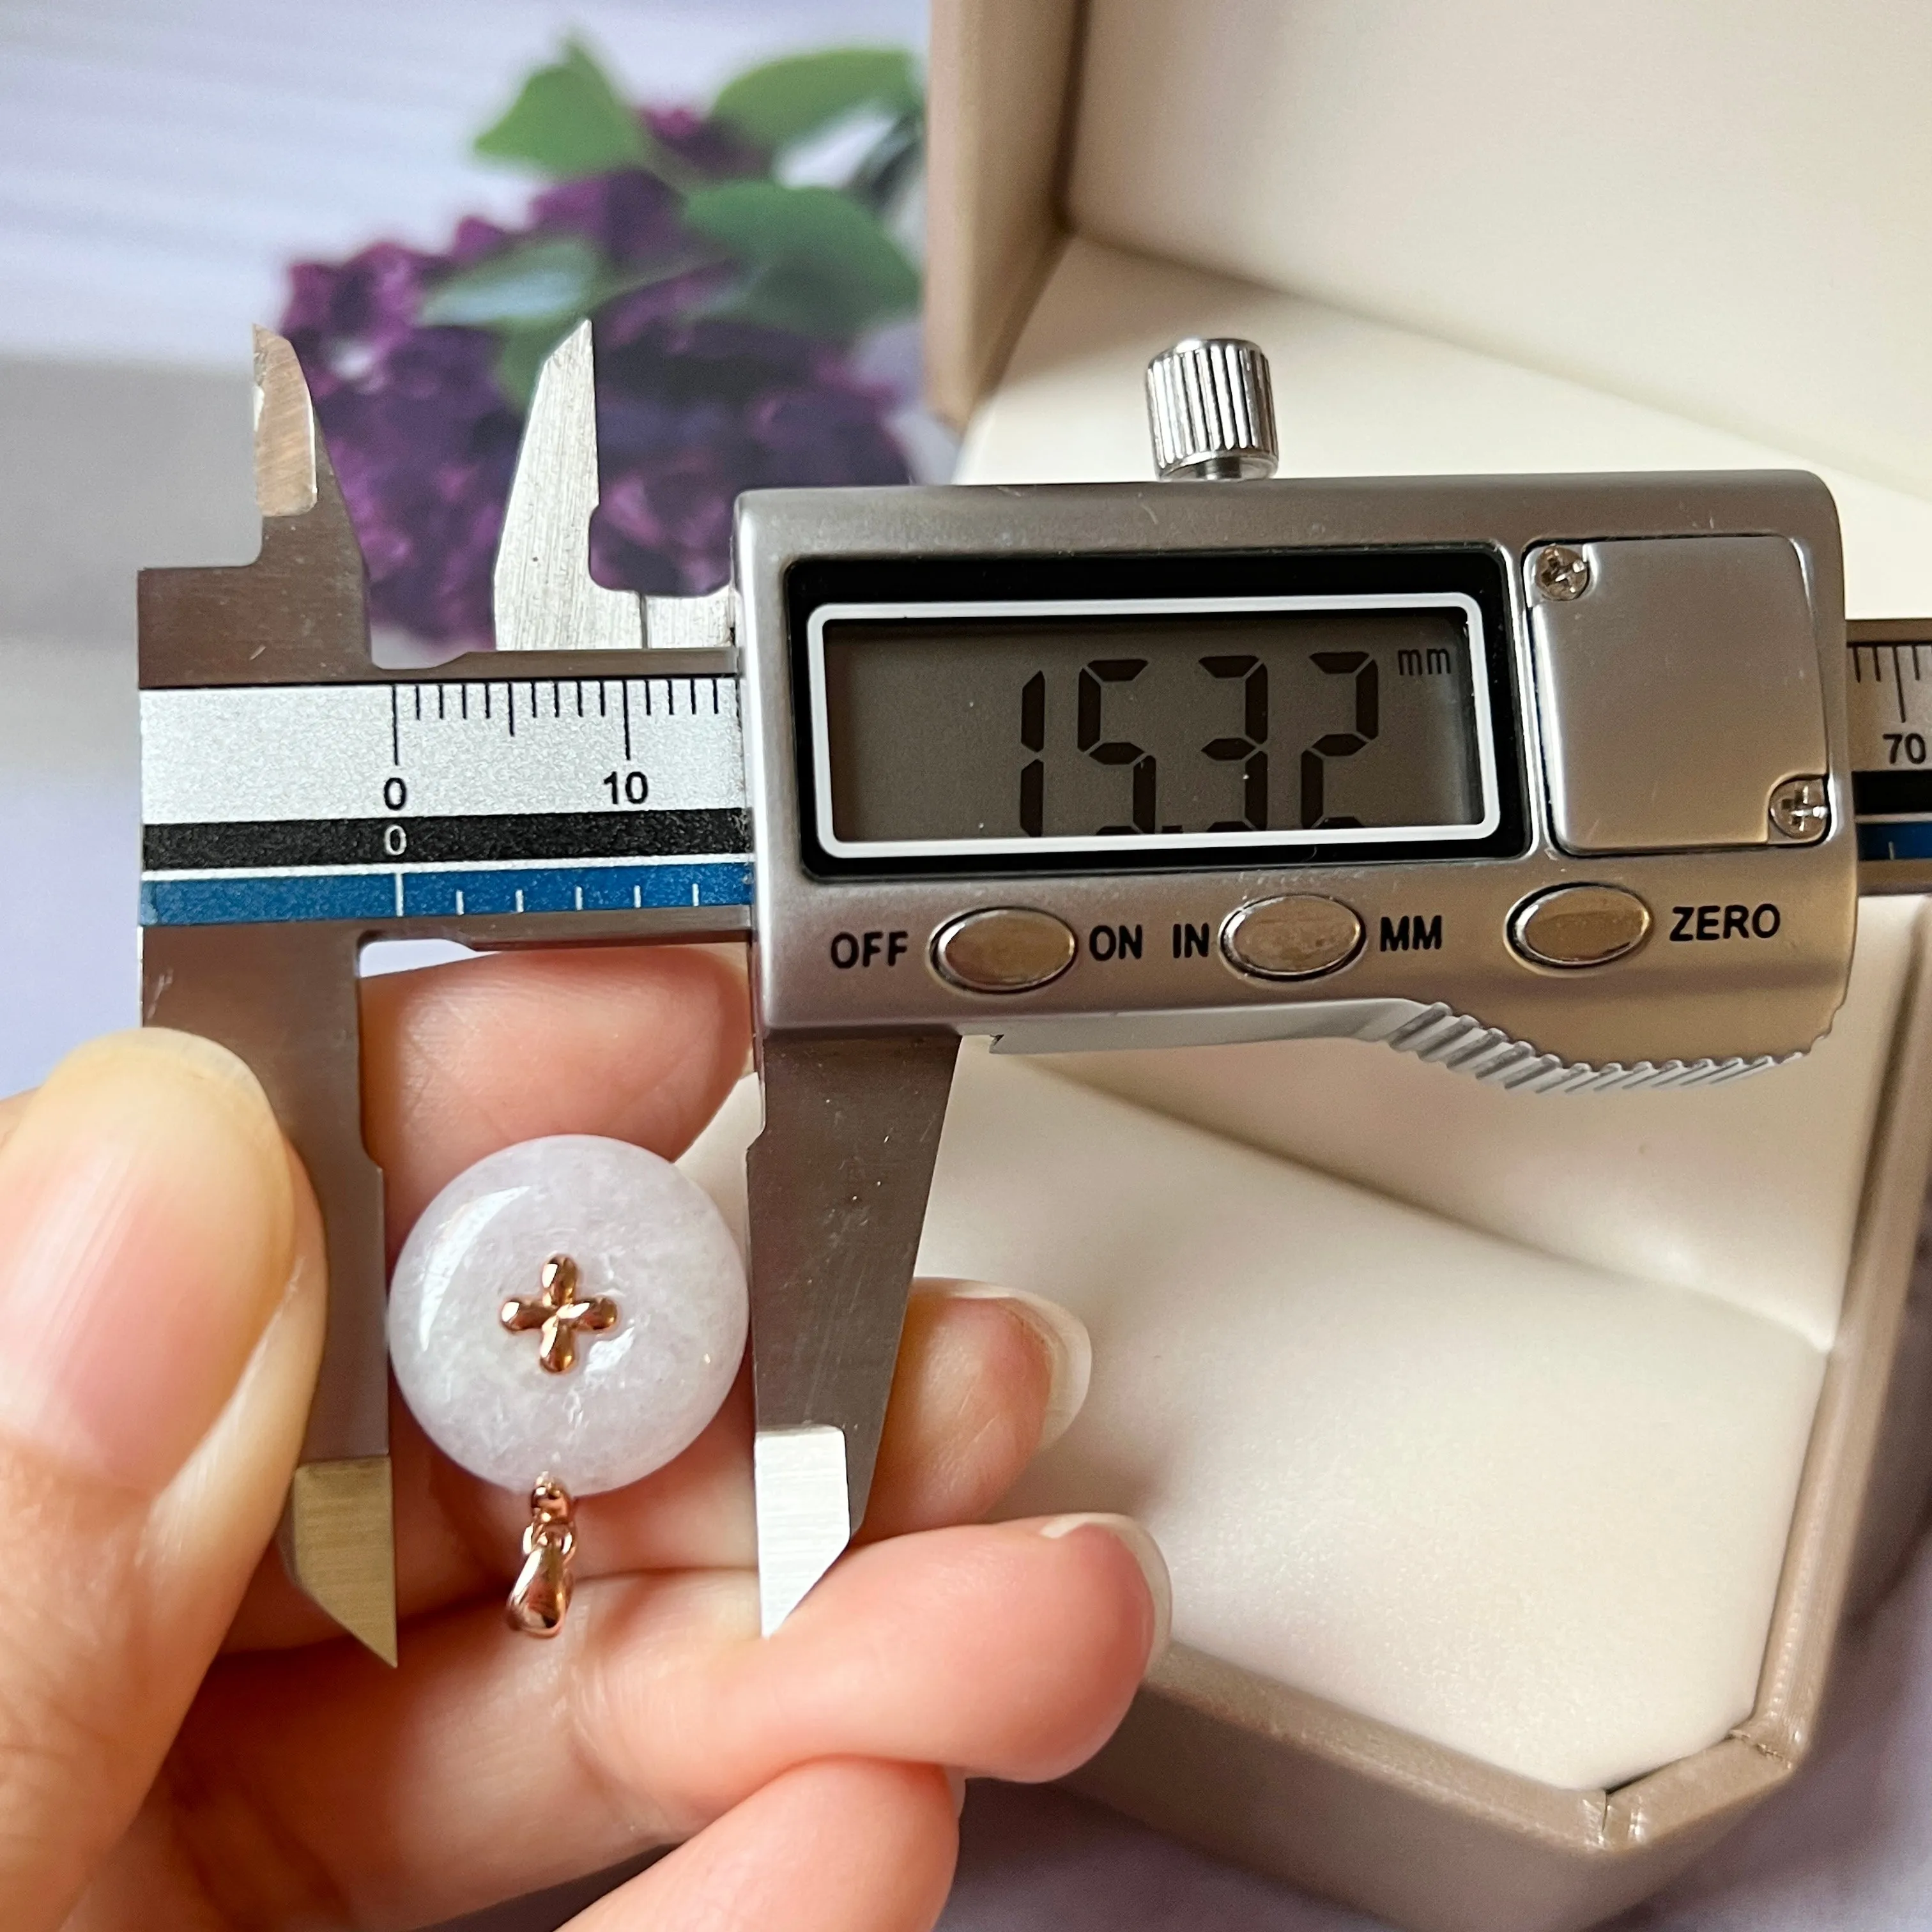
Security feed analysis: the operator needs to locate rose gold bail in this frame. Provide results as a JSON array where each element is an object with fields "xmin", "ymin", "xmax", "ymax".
[{"xmin": 506, "ymin": 1478, "xmax": 576, "ymax": 1637}]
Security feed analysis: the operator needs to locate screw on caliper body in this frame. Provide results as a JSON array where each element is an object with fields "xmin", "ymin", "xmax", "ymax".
[
  {"xmin": 1768, "ymin": 775, "xmax": 1830, "ymax": 843},
  {"xmin": 1534, "ymin": 545, "xmax": 1591, "ymax": 601}
]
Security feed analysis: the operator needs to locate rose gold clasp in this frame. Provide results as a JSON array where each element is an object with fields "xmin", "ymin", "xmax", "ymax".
[{"xmin": 506, "ymin": 1478, "xmax": 576, "ymax": 1637}]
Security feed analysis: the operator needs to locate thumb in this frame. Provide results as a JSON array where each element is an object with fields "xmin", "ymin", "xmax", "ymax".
[{"xmin": 0, "ymin": 1029, "xmax": 325, "ymax": 1929}]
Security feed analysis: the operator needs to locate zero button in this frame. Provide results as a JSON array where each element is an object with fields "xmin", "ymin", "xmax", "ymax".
[{"xmin": 1509, "ymin": 885, "xmax": 1651, "ymax": 969}]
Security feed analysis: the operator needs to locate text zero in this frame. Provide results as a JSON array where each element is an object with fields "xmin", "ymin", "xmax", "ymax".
[{"xmin": 1669, "ymin": 903, "xmax": 1782, "ymax": 941}]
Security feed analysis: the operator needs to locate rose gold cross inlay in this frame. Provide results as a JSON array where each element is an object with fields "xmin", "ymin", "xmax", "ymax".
[{"xmin": 500, "ymin": 1254, "xmax": 617, "ymax": 1374}]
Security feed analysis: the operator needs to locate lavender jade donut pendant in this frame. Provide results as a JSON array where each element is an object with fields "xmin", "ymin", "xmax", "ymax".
[{"xmin": 387, "ymin": 1134, "xmax": 747, "ymax": 1634}]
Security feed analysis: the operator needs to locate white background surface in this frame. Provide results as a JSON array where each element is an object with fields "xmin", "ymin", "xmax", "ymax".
[
  {"xmin": 945, "ymin": 223, "xmax": 1932, "ymax": 1927},
  {"xmin": 944, "ymin": 1429, "xmax": 1932, "ymax": 1932},
  {"xmin": 1071, "ymin": 0, "xmax": 1932, "ymax": 502},
  {"xmin": 4, "ymin": 3, "xmax": 1932, "ymax": 1928},
  {"xmin": 932, "ymin": 1047, "xmax": 1830, "ymax": 1791}
]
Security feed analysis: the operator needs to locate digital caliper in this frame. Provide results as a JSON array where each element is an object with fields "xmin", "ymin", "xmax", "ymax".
[{"xmin": 137, "ymin": 325, "xmax": 1926, "ymax": 1658}]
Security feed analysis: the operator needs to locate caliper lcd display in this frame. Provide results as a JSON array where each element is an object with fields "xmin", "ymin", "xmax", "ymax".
[{"xmin": 807, "ymin": 595, "xmax": 1499, "ymax": 860}]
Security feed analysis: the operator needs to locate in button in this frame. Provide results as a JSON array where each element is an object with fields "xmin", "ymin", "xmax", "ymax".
[
  {"xmin": 933, "ymin": 908, "xmax": 1078, "ymax": 993},
  {"xmin": 1222, "ymin": 895, "xmax": 1363, "ymax": 980}
]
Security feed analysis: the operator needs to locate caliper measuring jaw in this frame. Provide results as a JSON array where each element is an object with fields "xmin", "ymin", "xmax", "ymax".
[
  {"xmin": 746, "ymin": 1031, "xmax": 958, "ymax": 1634},
  {"xmin": 488, "ymin": 324, "xmax": 948, "ymax": 1629},
  {"xmin": 140, "ymin": 332, "xmax": 397, "ymax": 1660}
]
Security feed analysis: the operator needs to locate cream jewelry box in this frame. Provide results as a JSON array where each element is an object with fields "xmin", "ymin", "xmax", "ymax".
[{"xmin": 700, "ymin": 4, "xmax": 1932, "ymax": 1926}]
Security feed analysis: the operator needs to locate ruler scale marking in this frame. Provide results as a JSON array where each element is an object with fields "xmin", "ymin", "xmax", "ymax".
[
  {"xmin": 146, "ymin": 634, "xmax": 1932, "ymax": 919},
  {"xmin": 1845, "ymin": 625, "xmax": 1932, "ymax": 886},
  {"xmin": 141, "ymin": 677, "xmax": 752, "ymax": 930}
]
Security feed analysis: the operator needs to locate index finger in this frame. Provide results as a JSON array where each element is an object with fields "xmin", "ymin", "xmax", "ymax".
[{"xmin": 360, "ymin": 940, "xmax": 751, "ymax": 1244}]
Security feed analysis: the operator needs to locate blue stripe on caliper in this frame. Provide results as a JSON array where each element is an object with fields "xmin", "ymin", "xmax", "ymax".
[
  {"xmin": 140, "ymin": 861, "xmax": 754, "ymax": 928},
  {"xmin": 1857, "ymin": 821, "xmax": 1932, "ymax": 862}
]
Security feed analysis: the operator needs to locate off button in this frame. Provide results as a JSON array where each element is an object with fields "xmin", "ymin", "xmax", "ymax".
[{"xmin": 933, "ymin": 908, "xmax": 1078, "ymax": 993}]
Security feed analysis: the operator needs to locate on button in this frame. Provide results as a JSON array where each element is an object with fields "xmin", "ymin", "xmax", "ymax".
[{"xmin": 933, "ymin": 908, "xmax": 1077, "ymax": 993}]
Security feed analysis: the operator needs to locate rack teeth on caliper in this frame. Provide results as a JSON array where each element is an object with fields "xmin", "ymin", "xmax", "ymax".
[{"xmin": 1376, "ymin": 1003, "xmax": 1786, "ymax": 1091}]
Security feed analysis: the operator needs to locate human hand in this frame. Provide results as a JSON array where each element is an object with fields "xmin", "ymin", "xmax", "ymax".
[{"xmin": 0, "ymin": 947, "xmax": 1167, "ymax": 1931}]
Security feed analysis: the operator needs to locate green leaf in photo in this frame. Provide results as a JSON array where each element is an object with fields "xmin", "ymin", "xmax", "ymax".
[
  {"xmin": 492, "ymin": 318, "xmax": 584, "ymax": 410},
  {"xmin": 419, "ymin": 235, "xmax": 609, "ymax": 329},
  {"xmin": 473, "ymin": 39, "xmax": 652, "ymax": 178},
  {"xmin": 684, "ymin": 181, "xmax": 917, "ymax": 337},
  {"xmin": 711, "ymin": 47, "xmax": 921, "ymax": 151},
  {"xmin": 843, "ymin": 109, "xmax": 923, "ymax": 211},
  {"xmin": 426, "ymin": 238, "xmax": 727, "ymax": 406}
]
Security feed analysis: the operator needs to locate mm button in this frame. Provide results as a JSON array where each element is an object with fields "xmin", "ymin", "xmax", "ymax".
[
  {"xmin": 1510, "ymin": 885, "xmax": 1650, "ymax": 969},
  {"xmin": 933, "ymin": 908, "xmax": 1078, "ymax": 993},
  {"xmin": 1222, "ymin": 895, "xmax": 1363, "ymax": 980}
]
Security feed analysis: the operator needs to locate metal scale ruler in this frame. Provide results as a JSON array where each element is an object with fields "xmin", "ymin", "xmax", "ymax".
[
  {"xmin": 141, "ymin": 670, "xmax": 751, "ymax": 930},
  {"xmin": 137, "ymin": 326, "xmax": 1903, "ymax": 1662},
  {"xmin": 1848, "ymin": 621, "xmax": 1932, "ymax": 886},
  {"xmin": 146, "ymin": 629, "xmax": 1932, "ymax": 934}
]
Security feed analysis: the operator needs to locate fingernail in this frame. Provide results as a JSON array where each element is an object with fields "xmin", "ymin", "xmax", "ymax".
[
  {"xmin": 0, "ymin": 1031, "xmax": 294, "ymax": 1493},
  {"xmin": 920, "ymin": 1282, "xmax": 1091, "ymax": 1450},
  {"xmin": 1039, "ymin": 1512, "xmax": 1172, "ymax": 1666}
]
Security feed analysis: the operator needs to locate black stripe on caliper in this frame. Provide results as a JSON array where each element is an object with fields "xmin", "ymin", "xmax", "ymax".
[
  {"xmin": 1853, "ymin": 772, "xmax": 1932, "ymax": 816},
  {"xmin": 144, "ymin": 809, "xmax": 749, "ymax": 871}
]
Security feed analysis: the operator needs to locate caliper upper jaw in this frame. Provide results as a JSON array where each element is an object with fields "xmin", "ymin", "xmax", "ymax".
[
  {"xmin": 140, "ymin": 328, "xmax": 372, "ymax": 690},
  {"xmin": 494, "ymin": 319, "xmax": 643, "ymax": 656},
  {"xmin": 494, "ymin": 320, "xmax": 734, "ymax": 664}
]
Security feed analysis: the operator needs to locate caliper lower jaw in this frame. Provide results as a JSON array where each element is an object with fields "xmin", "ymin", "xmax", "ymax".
[
  {"xmin": 746, "ymin": 1032, "xmax": 962, "ymax": 1632},
  {"xmin": 279, "ymin": 1459, "xmax": 397, "ymax": 1666}
]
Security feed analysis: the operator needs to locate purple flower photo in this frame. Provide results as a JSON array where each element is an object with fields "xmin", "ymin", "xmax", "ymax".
[{"xmin": 281, "ymin": 42, "xmax": 927, "ymax": 650}]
